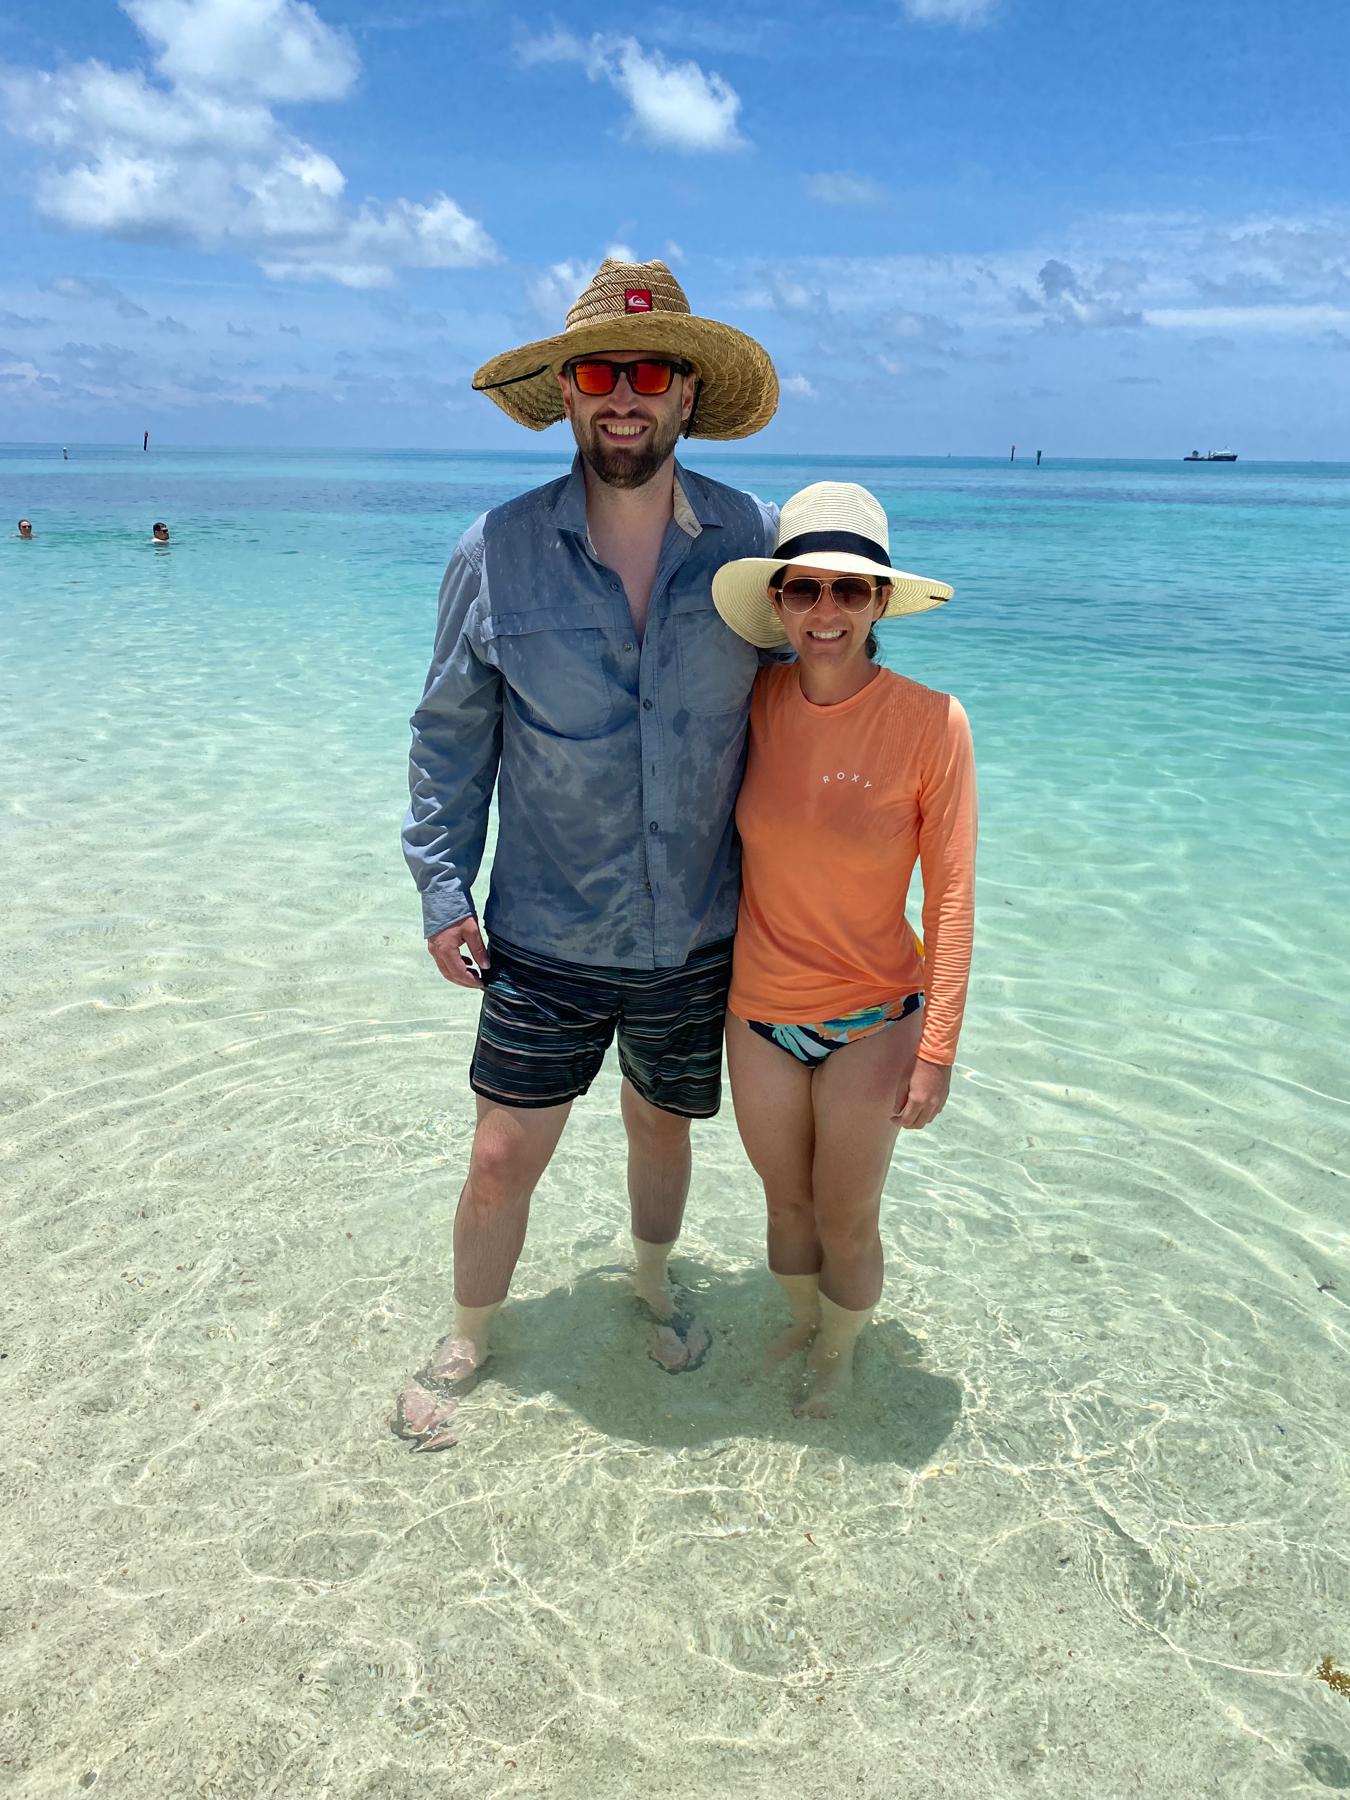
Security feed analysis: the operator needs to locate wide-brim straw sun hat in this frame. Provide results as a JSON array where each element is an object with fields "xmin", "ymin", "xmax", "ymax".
[
  {"xmin": 471, "ymin": 257, "xmax": 778, "ymax": 440},
  {"xmin": 711, "ymin": 481, "xmax": 954, "ymax": 649}
]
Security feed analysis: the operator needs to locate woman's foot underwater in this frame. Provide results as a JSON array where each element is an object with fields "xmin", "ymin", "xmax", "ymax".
[
  {"xmin": 765, "ymin": 1319, "xmax": 818, "ymax": 1367},
  {"xmin": 793, "ymin": 1339, "xmax": 854, "ymax": 1418},
  {"xmin": 765, "ymin": 1270, "xmax": 821, "ymax": 1370},
  {"xmin": 792, "ymin": 1295, "xmax": 873, "ymax": 1418}
]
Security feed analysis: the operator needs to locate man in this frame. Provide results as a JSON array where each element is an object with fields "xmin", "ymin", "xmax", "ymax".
[
  {"xmin": 397, "ymin": 258, "xmax": 778, "ymax": 1448},
  {"xmin": 151, "ymin": 521, "xmax": 170, "ymax": 543}
]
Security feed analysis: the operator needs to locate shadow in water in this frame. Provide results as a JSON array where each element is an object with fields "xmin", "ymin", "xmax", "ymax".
[{"xmin": 465, "ymin": 1258, "xmax": 963, "ymax": 1470}]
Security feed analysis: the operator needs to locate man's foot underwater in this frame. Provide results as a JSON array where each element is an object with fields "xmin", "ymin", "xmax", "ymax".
[
  {"xmin": 643, "ymin": 1301, "xmax": 712, "ymax": 1373},
  {"xmin": 633, "ymin": 1245, "xmax": 720, "ymax": 1368},
  {"xmin": 391, "ymin": 1334, "xmax": 487, "ymax": 1452},
  {"xmin": 630, "ymin": 1242, "xmax": 712, "ymax": 1372}
]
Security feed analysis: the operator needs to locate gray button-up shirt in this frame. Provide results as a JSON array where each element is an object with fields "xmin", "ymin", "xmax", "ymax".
[{"xmin": 403, "ymin": 455, "xmax": 778, "ymax": 969}]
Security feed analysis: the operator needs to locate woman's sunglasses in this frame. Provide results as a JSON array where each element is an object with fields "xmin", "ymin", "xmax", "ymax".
[
  {"xmin": 772, "ymin": 574, "xmax": 885, "ymax": 614},
  {"xmin": 566, "ymin": 357, "xmax": 692, "ymax": 397}
]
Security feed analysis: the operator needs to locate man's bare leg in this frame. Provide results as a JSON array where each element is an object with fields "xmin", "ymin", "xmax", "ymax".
[
  {"xmin": 436, "ymin": 1094, "xmax": 572, "ymax": 1366},
  {"xmin": 395, "ymin": 1095, "xmax": 570, "ymax": 1448},
  {"xmin": 620, "ymin": 1078, "xmax": 710, "ymax": 1370},
  {"xmin": 623, "ymin": 1077, "xmax": 690, "ymax": 1312}
]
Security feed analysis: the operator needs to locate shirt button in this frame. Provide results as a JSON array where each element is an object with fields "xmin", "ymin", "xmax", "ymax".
[
  {"xmin": 622, "ymin": 642, "xmax": 634, "ymax": 653},
  {"xmin": 649, "ymin": 822, "xmax": 659, "ymax": 834},
  {"xmin": 642, "ymin": 698, "xmax": 653, "ymax": 710}
]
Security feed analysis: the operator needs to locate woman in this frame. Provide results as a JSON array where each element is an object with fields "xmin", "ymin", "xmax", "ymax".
[{"xmin": 712, "ymin": 482, "xmax": 976, "ymax": 1417}]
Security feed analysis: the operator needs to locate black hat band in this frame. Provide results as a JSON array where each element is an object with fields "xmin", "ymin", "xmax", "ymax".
[{"xmin": 774, "ymin": 528, "xmax": 891, "ymax": 568}]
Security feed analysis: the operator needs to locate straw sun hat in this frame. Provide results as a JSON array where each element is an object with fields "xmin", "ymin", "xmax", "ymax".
[
  {"xmin": 471, "ymin": 257, "xmax": 778, "ymax": 440},
  {"xmin": 711, "ymin": 482, "xmax": 954, "ymax": 649}
]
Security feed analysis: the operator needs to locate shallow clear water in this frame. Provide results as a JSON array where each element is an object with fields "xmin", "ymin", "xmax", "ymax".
[{"xmin": 2, "ymin": 445, "xmax": 1348, "ymax": 1798}]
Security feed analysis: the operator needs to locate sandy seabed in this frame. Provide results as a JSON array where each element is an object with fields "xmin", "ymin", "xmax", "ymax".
[
  {"xmin": 4, "ymin": 827, "xmax": 1348, "ymax": 1799},
  {"xmin": 3, "ymin": 495, "xmax": 1349, "ymax": 1797}
]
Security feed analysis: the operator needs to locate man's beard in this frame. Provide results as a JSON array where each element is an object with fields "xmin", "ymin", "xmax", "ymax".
[{"xmin": 574, "ymin": 408, "xmax": 683, "ymax": 490}]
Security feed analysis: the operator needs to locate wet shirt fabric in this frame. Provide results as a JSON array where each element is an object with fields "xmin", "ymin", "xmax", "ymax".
[
  {"xmin": 404, "ymin": 456, "xmax": 777, "ymax": 970},
  {"xmin": 729, "ymin": 664, "xmax": 977, "ymax": 1067}
]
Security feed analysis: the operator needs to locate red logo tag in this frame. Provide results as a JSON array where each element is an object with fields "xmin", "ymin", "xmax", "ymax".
[{"xmin": 624, "ymin": 288, "xmax": 653, "ymax": 313}]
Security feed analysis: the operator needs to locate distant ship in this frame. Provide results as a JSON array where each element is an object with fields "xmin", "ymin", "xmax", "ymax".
[{"xmin": 1184, "ymin": 449, "xmax": 1238, "ymax": 462}]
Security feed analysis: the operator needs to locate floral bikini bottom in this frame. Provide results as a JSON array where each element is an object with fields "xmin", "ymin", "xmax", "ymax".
[{"xmin": 744, "ymin": 990, "xmax": 924, "ymax": 1067}]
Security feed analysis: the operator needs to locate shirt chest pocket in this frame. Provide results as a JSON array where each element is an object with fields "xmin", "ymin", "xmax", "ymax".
[
  {"xmin": 670, "ymin": 592, "xmax": 759, "ymax": 718},
  {"xmin": 487, "ymin": 607, "xmax": 615, "ymax": 737}
]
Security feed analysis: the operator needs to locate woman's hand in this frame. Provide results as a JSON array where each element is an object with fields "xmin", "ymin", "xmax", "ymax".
[{"xmin": 892, "ymin": 1056, "xmax": 952, "ymax": 1129}]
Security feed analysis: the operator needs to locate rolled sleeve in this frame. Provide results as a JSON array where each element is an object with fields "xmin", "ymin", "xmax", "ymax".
[{"xmin": 402, "ymin": 526, "xmax": 503, "ymax": 938}]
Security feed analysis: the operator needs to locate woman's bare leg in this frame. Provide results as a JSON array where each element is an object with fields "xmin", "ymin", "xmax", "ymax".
[
  {"xmin": 725, "ymin": 1015, "xmax": 821, "ymax": 1361},
  {"xmin": 800, "ymin": 1009, "xmax": 924, "ymax": 1413}
]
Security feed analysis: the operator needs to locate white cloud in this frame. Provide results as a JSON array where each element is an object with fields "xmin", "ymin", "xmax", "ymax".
[
  {"xmin": 607, "ymin": 39, "xmax": 745, "ymax": 151},
  {"xmin": 805, "ymin": 172, "xmax": 889, "ymax": 208},
  {"xmin": 526, "ymin": 259, "xmax": 592, "ymax": 325},
  {"xmin": 903, "ymin": 0, "xmax": 998, "ymax": 24},
  {"xmin": 522, "ymin": 247, "xmax": 667, "ymax": 330},
  {"xmin": 124, "ymin": 0, "xmax": 359, "ymax": 103},
  {"xmin": 781, "ymin": 373, "xmax": 817, "ymax": 399},
  {"xmin": 45, "ymin": 275, "xmax": 149, "ymax": 318},
  {"xmin": 261, "ymin": 194, "xmax": 496, "ymax": 288},
  {"xmin": 737, "ymin": 271, "xmax": 830, "ymax": 316},
  {"xmin": 1019, "ymin": 257, "xmax": 1144, "ymax": 329},
  {"xmin": 3, "ymin": 64, "xmax": 277, "ymax": 154},
  {"xmin": 0, "ymin": 1, "xmax": 496, "ymax": 287},
  {"xmin": 518, "ymin": 31, "xmax": 747, "ymax": 152},
  {"xmin": 724, "ymin": 210, "xmax": 1350, "ymax": 361},
  {"xmin": 515, "ymin": 27, "xmax": 584, "ymax": 67},
  {"xmin": 1146, "ymin": 304, "xmax": 1350, "ymax": 333}
]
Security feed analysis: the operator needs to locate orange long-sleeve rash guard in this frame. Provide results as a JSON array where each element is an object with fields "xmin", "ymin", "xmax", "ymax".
[{"xmin": 728, "ymin": 663, "xmax": 977, "ymax": 1067}]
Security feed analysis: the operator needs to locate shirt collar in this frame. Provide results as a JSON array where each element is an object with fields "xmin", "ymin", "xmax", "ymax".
[{"xmin": 552, "ymin": 452, "xmax": 725, "ymax": 546}]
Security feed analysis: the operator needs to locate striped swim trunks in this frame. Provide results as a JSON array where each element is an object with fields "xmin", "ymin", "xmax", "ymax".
[{"xmin": 470, "ymin": 935, "xmax": 735, "ymax": 1118}]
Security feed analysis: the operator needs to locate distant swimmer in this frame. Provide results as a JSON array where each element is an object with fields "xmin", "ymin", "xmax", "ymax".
[
  {"xmin": 17, "ymin": 518, "xmax": 34, "ymax": 538},
  {"xmin": 151, "ymin": 521, "xmax": 170, "ymax": 542}
]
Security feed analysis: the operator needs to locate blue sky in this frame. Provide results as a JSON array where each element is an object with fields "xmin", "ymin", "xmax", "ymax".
[{"xmin": 3, "ymin": 0, "xmax": 1349, "ymax": 455}]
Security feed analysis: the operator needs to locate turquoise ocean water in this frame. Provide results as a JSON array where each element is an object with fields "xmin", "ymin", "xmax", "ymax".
[{"xmin": 2, "ymin": 444, "xmax": 1348, "ymax": 1797}]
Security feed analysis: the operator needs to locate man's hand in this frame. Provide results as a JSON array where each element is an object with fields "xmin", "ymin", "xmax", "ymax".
[
  {"xmin": 427, "ymin": 918, "xmax": 491, "ymax": 989},
  {"xmin": 892, "ymin": 1056, "xmax": 952, "ymax": 1129}
]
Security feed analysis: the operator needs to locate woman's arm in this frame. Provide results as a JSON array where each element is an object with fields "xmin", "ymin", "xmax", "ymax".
[{"xmin": 903, "ymin": 695, "xmax": 977, "ymax": 1115}]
